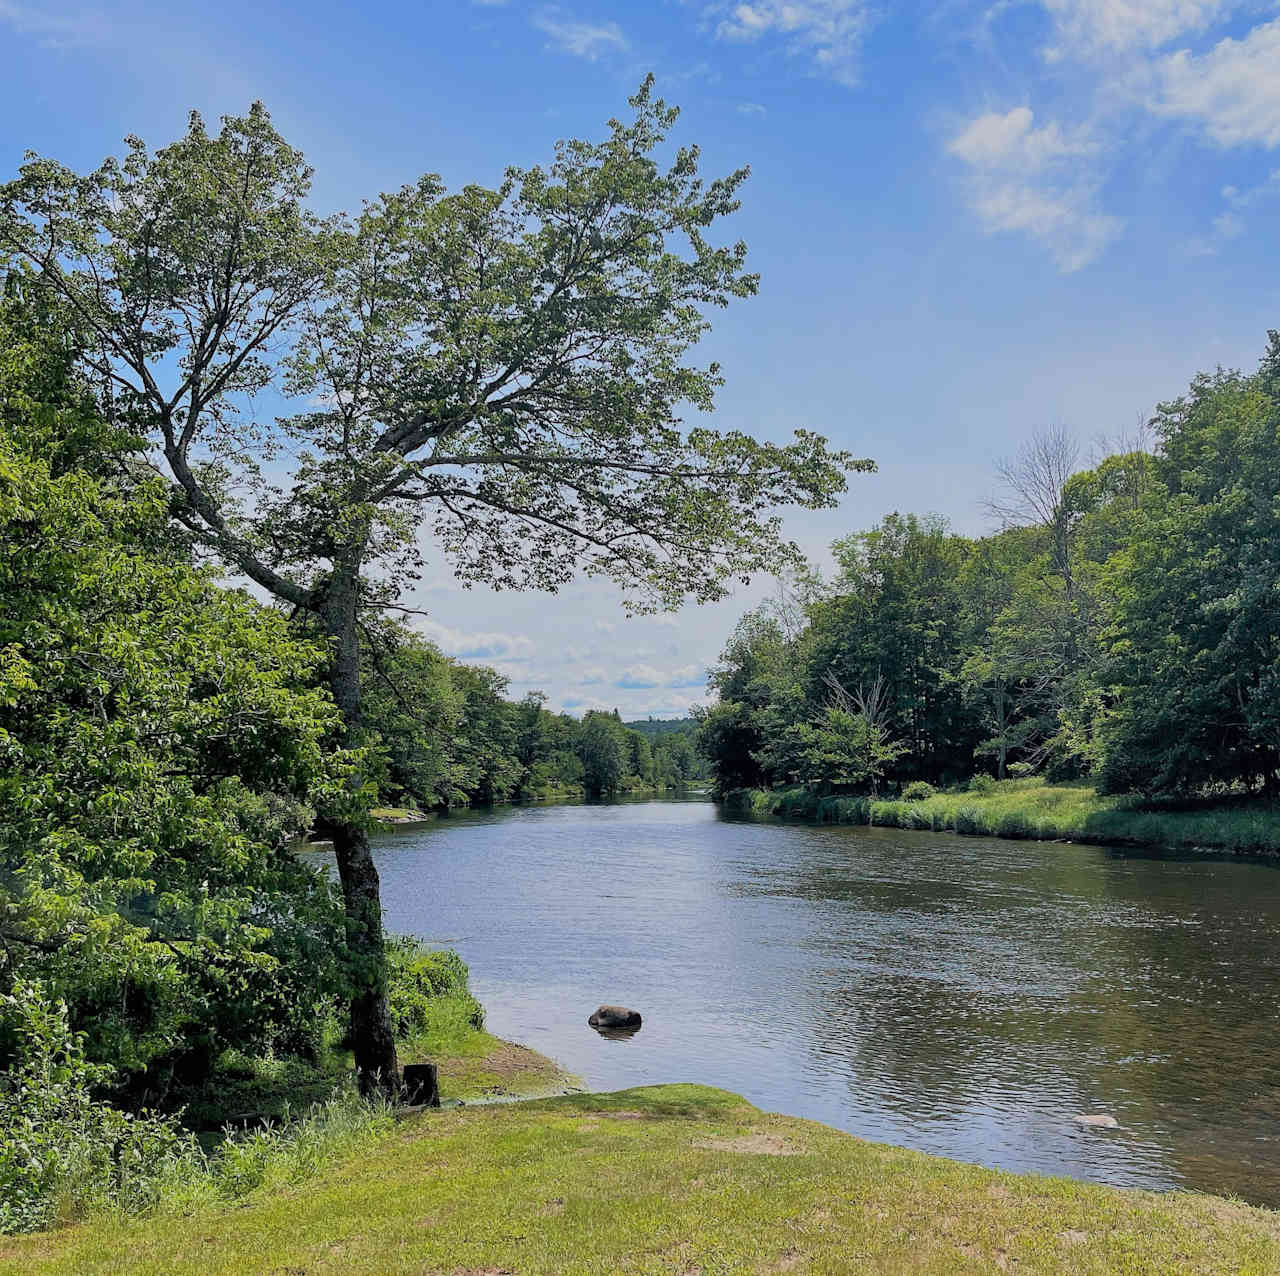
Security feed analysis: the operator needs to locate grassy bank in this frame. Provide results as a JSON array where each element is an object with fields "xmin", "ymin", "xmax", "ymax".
[
  {"xmin": 6, "ymin": 1084, "xmax": 1278, "ymax": 1274},
  {"xmin": 179, "ymin": 945, "xmax": 574, "ymax": 1130},
  {"xmin": 728, "ymin": 779, "xmax": 1280, "ymax": 855},
  {"xmin": 368, "ymin": 783, "xmax": 700, "ymax": 826}
]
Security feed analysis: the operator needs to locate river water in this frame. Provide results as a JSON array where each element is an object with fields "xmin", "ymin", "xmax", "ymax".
[{"xmin": 360, "ymin": 797, "xmax": 1280, "ymax": 1204}]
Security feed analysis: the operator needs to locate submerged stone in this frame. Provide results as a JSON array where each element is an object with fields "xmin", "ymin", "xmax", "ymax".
[
  {"xmin": 1074, "ymin": 1113, "xmax": 1120, "ymax": 1129},
  {"xmin": 589, "ymin": 1004, "xmax": 642, "ymax": 1029}
]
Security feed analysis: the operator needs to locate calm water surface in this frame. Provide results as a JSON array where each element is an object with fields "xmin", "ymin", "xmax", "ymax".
[{"xmin": 361, "ymin": 798, "xmax": 1280, "ymax": 1204}]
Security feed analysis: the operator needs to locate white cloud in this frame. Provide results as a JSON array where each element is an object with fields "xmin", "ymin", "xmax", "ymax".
[
  {"xmin": 413, "ymin": 619, "xmax": 536, "ymax": 662},
  {"xmin": 1213, "ymin": 209, "xmax": 1245, "ymax": 238},
  {"xmin": 532, "ymin": 7, "xmax": 627, "ymax": 60},
  {"xmin": 577, "ymin": 666, "xmax": 610, "ymax": 685},
  {"xmin": 737, "ymin": 101, "xmax": 768, "ymax": 116},
  {"xmin": 710, "ymin": 1, "xmax": 874, "ymax": 86},
  {"xmin": 1041, "ymin": 0, "xmax": 1237, "ymax": 59},
  {"xmin": 617, "ymin": 664, "xmax": 665, "ymax": 689},
  {"xmin": 967, "ymin": 181, "xmax": 1123, "ymax": 270},
  {"xmin": 668, "ymin": 664, "xmax": 708, "ymax": 688},
  {"xmin": 1186, "ymin": 171, "xmax": 1278, "ymax": 252},
  {"xmin": 1148, "ymin": 19, "xmax": 1280, "ymax": 147},
  {"xmin": 948, "ymin": 106, "xmax": 1098, "ymax": 168},
  {"xmin": 947, "ymin": 107, "xmax": 1122, "ymax": 271},
  {"xmin": 593, "ymin": 619, "xmax": 617, "ymax": 634},
  {"xmin": 0, "ymin": 1, "xmax": 114, "ymax": 46}
]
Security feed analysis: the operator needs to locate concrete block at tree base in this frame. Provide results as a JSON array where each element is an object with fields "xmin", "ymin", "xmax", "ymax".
[
  {"xmin": 403, "ymin": 1063, "xmax": 440, "ymax": 1107},
  {"xmin": 589, "ymin": 1005, "xmax": 642, "ymax": 1029}
]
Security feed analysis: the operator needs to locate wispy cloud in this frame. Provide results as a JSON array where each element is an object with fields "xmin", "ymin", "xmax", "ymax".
[
  {"xmin": 737, "ymin": 101, "xmax": 767, "ymax": 116},
  {"xmin": 668, "ymin": 664, "xmax": 708, "ymax": 688},
  {"xmin": 615, "ymin": 663, "xmax": 707, "ymax": 690},
  {"xmin": 532, "ymin": 7, "xmax": 628, "ymax": 60},
  {"xmin": 414, "ymin": 619, "xmax": 536, "ymax": 662},
  {"xmin": 1186, "ymin": 168, "xmax": 1280, "ymax": 253},
  {"xmin": 0, "ymin": 0, "xmax": 114, "ymax": 47},
  {"xmin": 709, "ymin": 1, "xmax": 875, "ymax": 86},
  {"xmin": 617, "ymin": 664, "xmax": 665, "ymax": 689},
  {"xmin": 947, "ymin": 107, "xmax": 1122, "ymax": 271},
  {"xmin": 1040, "ymin": 0, "xmax": 1239, "ymax": 60},
  {"xmin": 1146, "ymin": 18, "xmax": 1280, "ymax": 147}
]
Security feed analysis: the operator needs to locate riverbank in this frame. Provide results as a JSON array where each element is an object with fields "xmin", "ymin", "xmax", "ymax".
[
  {"xmin": 727, "ymin": 779, "xmax": 1280, "ymax": 855},
  {"xmin": 7, "ymin": 1084, "xmax": 1278, "ymax": 1274},
  {"xmin": 367, "ymin": 783, "xmax": 706, "ymax": 827}
]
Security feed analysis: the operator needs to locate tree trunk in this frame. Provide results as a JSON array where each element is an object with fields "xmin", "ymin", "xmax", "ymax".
[{"xmin": 321, "ymin": 557, "xmax": 400, "ymax": 1097}]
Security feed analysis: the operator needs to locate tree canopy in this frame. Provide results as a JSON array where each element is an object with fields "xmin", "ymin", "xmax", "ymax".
[
  {"xmin": 700, "ymin": 337, "xmax": 1280, "ymax": 802},
  {"xmin": 2, "ymin": 83, "xmax": 864, "ymax": 1090}
]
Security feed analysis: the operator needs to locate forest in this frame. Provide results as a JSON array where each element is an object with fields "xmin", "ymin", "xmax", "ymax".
[
  {"xmin": 698, "ymin": 340, "xmax": 1280, "ymax": 806},
  {"xmin": 362, "ymin": 628, "xmax": 707, "ymax": 811}
]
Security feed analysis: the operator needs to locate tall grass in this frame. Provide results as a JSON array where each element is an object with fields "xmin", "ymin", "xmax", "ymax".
[
  {"xmin": 0, "ymin": 982, "xmax": 396, "ymax": 1235},
  {"xmin": 728, "ymin": 779, "xmax": 1280, "ymax": 854}
]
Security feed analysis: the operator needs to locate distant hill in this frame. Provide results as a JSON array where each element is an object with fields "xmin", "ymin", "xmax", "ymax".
[{"xmin": 623, "ymin": 717, "xmax": 697, "ymax": 741}]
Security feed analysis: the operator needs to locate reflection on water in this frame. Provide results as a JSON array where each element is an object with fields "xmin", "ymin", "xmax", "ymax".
[{"xmin": 322, "ymin": 799, "xmax": 1280, "ymax": 1203}]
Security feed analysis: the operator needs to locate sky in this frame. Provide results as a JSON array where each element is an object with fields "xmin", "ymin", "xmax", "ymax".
[{"xmin": 3, "ymin": 0, "xmax": 1279, "ymax": 717}]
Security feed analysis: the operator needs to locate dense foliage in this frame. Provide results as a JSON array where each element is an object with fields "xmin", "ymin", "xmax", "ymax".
[
  {"xmin": 0, "ymin": 289, "xmax": 358, "ymax": 1100},
  {"xmin": 700, "ymin": 336, "xmax": 1280, "ymax": 801},
  {"xmin": 1, "ymin": 86, "xmax": 859, "ymax": 1088},
  {"xmin": 363, "ymin": 624, "xmax": 706, "ymax": 808}
]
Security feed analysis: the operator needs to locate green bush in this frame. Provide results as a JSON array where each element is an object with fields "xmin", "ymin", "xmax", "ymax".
[
  {"xmin": 968, "ymin": 774, "xmax": 997, "ymax": 795},
  {"xmin": 0, "ymin": 982, "xmax": 198, "ymax": 1234},
  {"xmin": 995, "ymin": 811, "xmax": 1032, "ymax": 839},
  {"xmin": 385, "ymin": 939, "xmax": 484, "ymax": 1043},
  {"xmin": 0, "ymin": 981, "xmax": 395, "ymax": 1236},
  {"xmin": 901, "ymin": 781, "xmax": 936, "ymax": 801}
]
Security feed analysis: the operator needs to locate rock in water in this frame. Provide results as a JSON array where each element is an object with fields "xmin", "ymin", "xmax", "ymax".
[
  {"xmin": 589, "ymin": 1005, "xmax": 642, "ymax": 1029},
  {"xmin": 1074, "ymin": 1113, "xmax": 1119, "ymax": 1129}
]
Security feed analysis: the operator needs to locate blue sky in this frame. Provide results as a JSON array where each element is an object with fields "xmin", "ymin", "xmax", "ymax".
[{"xmin": 3, "ymin": 0, "xmax": 1279, "ymax": 716}]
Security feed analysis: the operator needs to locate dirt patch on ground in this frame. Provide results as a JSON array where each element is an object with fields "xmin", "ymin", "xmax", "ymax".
[
  {"xmin": 602, "ymin": 1110, "xmax": 648, "ymax": 1120},
  {"xmin": 475, "ymin": 1042, "xmax": 554, "ymax": 1083},
  {"xmin": 764, "ymin": 1247, "xmax": 805, "ymax": 1271},
  {"xmin": 691, "ymin": 1133, "xmax": 800, "ymax": 1156},
  {"xmin": 1192, "ymin": 1196, "xmax": 1280, "ymax": 1233}
]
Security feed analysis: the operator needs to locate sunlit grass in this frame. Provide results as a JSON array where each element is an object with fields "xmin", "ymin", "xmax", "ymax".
[
  {"xmin": 7, "ymin": 1085, "xmax": 1279, "ymax": 1275},
  {"xmin": 738, "ymin": 779, "xmax": 1280, "ymax": 854}
]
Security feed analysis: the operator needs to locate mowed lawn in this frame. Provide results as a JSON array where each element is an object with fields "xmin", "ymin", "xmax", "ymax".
[{"xmin": 5, "ymin": 1085, "xmax": 1278, "ymax": 1275}]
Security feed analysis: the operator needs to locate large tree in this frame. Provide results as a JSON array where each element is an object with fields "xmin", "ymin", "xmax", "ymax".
[
  {"xmin": 2, "ymin": 83, "xmax": 863, "ymax": 1091},
  {"xmin": 1100, "ymin": 346, "xmax": 1280, "ymax": 795}
]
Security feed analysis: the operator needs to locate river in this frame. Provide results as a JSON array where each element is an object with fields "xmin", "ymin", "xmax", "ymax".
[{"xmin": 360, "ymin": 796, "xmax": 1280, "ymax": 1205}]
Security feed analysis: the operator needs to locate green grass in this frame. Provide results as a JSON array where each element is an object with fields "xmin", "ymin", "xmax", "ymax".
[
  {"xmin": 730, "ymin": 779, "xmax": 1280, "ymax": 854},
  {"xmin": 6, "ymin": 1084, "xmax": 1278, "ymax": 1274}
]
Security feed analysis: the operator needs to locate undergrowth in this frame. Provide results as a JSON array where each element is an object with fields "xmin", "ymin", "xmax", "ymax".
[{"xmin": 730, "ymin": 779, "xmax": 1280, "ymax": 854}]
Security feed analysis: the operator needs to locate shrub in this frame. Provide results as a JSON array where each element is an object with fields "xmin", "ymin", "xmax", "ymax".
[
  {"xmin": 0, "ymin": 981, "xmax": 394, "ymax": 1235},
  {"xmin": 0, "ymin": 982, "xmax": 198, "ymax": 1234},
  {"xmin": 385, "ymin": 939, "xmax": 484, "ymax": 1043},
  {"xmin": 968, "ymin": 774, "xmax": 997, "ymax": 795},
  {"xmin": 995, "ymin": 811, "xmax": 1032, "ymax": 839},
  {"xmin": 901, "ymin": 781, "xmax": 936, "ymax": 801}
]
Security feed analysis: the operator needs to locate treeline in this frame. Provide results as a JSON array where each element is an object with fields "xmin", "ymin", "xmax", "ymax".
[
  {"xmin": 698, "ymin": 336, "xmax": 1280, "ymax": 801},
  {"xmin": 364, "ymin": 627, "xmax": 706, "ymax": 809}
]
